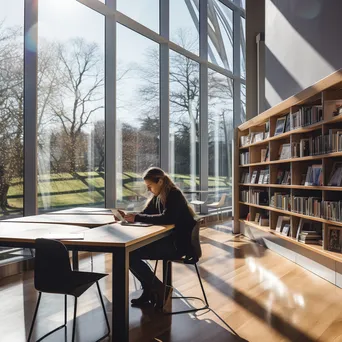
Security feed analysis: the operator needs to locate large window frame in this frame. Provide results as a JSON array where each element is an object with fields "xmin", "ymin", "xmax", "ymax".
[{"xmin": 15, "ymin": 0, "xmax": 245, "ymax": 216}]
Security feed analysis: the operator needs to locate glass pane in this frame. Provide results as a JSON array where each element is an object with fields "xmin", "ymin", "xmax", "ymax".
[
  {"xmin": 0, "ymin": 0, "xmax": 24, "ymax": 220},
  {"xmin": 169, "ymin": 50, "xmax": 200, "ymax": 196},
  {"xmin": 38, "ymin": 0, "xmax": 105, "ymax": 212},
  {"xmin": 208, "ymin": 71, "xmax": 233, "ymax": 210},
  {"xmin": 208, "ymin": 0, "xmax": 233, "ymax": 71},
  {"xmin": 240, "ymin": 17, "xmax": 246, "ymax": 79},
  {"xmin": 170, "ymin": 0, "xmax": 199, "ymax": 55},
  {"xmin": 116, "ymin": 24, "xmax": 160, "ymax": 211},
  {"xmin": 117, "ymin": 0, "xmax": 159, "ymax": 34},
  {"xmin": 241, "ymin": 83, "xmax": 246, "ymax": 124},
  {"xmin": 235, "ymin": 0, "xmax": 246, "ymax": 10}
]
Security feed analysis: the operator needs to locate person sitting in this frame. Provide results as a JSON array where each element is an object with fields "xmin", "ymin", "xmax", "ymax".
[{"xmin": 124, "ymin": 167, "xmax": 197, "ymax": 308}]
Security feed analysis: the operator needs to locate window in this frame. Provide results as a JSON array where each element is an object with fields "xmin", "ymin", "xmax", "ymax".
[
  {"xmin": 208, "ymin": 70, "xmax": 233, "ymax": 208},
  {"xmin": 170, "ymin": 0, "xmax": 199, "ymax": 55},
  {"xmin": 0, "ymin": 0, "xmax": 24, "ymax": 220},
  {"xmin": 117, "ymin": 0, "xmax": 159, "ymax": 33},
  {"xmin": 169, "ymin": 50, "xmax": 200, "ymax": 193},
  {"xmin": 37, "ymin": 0, "xmax": 105, "ymax": 212},
  {"xmin": 241, "ymin": 17, "xmax": 246, "ymax": 79},
  {"xmin": 208, "ymin": 0, "xmax": 233, "ymax": 71},
  {"xmin": 241, "ymin": 83, "xmax": 246, "ymax": 123},
  {"xmin": 116, "ymin": 24, "xmax": 160, "ymax": 211}
]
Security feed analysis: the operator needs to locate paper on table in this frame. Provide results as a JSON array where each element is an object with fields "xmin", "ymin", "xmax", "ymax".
[{"xmin": 42, "ymin": 233, "xmax": 84, "ymax": 240}]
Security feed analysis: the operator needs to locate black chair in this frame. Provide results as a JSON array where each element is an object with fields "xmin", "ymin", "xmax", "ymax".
[
  {"xmin": 153, "ymin": 219, "xmax": 209, "ymax": 314},
  {"xmin": 28, "ymin": 239, "xmax": 110, "ymax": 342}
]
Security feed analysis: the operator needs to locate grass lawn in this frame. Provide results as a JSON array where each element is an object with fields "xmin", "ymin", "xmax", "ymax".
[{"xmin": 5, "ymin": 172, "xmax": 231, "ymax": 211}]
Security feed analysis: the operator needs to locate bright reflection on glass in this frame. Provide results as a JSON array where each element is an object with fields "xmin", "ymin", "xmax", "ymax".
[
  {"xmin": 116, "ymin": 24, "xmax": 160, "ymax": 210},
  {"xmin": 208, "ymin": 0, "xmax": 233, "ymax": 71},
  {"xmin": 241, "ymin": 83, "xmax": 246, "ymax": 124},
  {"xmin": 169, "ymin": 50, "xmax": 199, "ymax": 195},
  {"xmin": 37, "ymin": 0, "xmax": 105, "ymax": 212},
  {"xmin": 208, "ymin": 70, "xmax": 233, "ymax": 209},
  {"xmin": 235, "ymin": 0, "xmax": 246, "ymax": 10},
  {"xmin": 117, "ymin": 0, "xmax": 159, "ymax": 33},
  {"xmin": 0, "ymin": 0, "xmax": 24, "ymax": 220},
  {"xmin": 170, "ymin": 0, "xmax": 199, "ymax": 55},
  {"xmin": 240, "ymin": 17, "xmax": 246, "ymax": 79}
]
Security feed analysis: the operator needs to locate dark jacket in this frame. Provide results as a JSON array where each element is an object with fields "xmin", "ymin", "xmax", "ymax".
[{"xmin": 134, "ymin": 188, "xmax": 197, "ymax": 255}]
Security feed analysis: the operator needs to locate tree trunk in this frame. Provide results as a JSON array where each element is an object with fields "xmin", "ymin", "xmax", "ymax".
[{"xmin": 0, "ymin": 181, "xmax": 10, "ymax": 214}]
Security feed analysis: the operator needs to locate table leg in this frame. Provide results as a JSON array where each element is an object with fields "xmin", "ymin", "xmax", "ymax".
[
  {"xmin": 72, "ymin": 251, "xmax": 79, "ymax": 270},
  {"xmin": 113, "ymin": 248, "xmax": 129, "ymax": 342},
  {"xmin": 163, "ymin": 260, "xmax": 172, "ymax": 286}
]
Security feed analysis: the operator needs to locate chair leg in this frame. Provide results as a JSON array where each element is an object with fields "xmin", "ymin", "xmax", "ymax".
[
  {"xmin": 28, "ymin": 292, "xmax": 42, "ymax": 342},
  {"xmin": 195, "ymin": 263, "xmax": 209, "ymax": 307},
  {"xmin": 96, "ymin": 281, "xmax": 111, "ymax": 341},
  {"xmin": 163, "ymin": 263, "xmax": 209, "ymax": 315},
  {"xmin": 72, "ymin": 297, "xmax": 77, "ymax": 342},
  {"xmin": 64, "ymin": 295, "xmax": 67, "ymax": 326}
]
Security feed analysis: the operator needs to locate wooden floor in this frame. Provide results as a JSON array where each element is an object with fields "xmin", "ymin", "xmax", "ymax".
[{"xmin": 1, "ymin": 222, "xmax": 342, "ymax": 341}]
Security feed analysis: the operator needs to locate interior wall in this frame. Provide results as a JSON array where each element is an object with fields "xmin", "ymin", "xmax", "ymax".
[
  {"xmin": 265, "ymin": 0, "xmax": 342, "ymax": 108},
  {"xmin": 246, "ymin": 0, "xmax": 265, "ymax": 120}
]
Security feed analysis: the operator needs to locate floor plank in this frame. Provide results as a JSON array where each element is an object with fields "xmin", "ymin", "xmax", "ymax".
[{"xmin": 1, "ymin": 222, "xmax": 342, "ymax": 341}]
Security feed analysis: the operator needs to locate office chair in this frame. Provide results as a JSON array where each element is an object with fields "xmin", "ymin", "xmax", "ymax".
[
  {"xmin": 153, "ymin": 219, "xmax": 209, "ymax": 314},
  {"xmin": 207, "ymin": 193, "xmax": 227, "ymax": 221},
  {"xmin": 28, "ymin": 239, "xmax": 110, "ymax": 342}
]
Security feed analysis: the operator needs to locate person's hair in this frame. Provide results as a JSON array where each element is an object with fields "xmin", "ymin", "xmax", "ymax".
[
  {"xmin": 142, "ymin": 167, "xmax": 196, "ymax": 217},
  {"xmin": 143, "ymin": 167, "xmax": 177, "ymax": 207}
]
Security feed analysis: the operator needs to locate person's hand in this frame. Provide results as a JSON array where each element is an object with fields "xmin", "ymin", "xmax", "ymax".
[
  {"xmin": 124, "ymin": 214, "xmax": 136, "ymax": 223},
  {"xmin": 118, "ymin": 209, "xmax": 126, "ymax": 217}
]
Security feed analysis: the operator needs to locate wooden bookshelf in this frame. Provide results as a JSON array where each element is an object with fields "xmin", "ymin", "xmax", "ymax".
[{"xmin": 235, "ymin": 68, "xmax": 342, "ymax": 266}]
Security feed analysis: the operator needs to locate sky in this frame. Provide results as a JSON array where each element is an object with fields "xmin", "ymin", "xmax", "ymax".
[{"xmin": 2, "ymin": 0, "xmax": 238, "ymax": 128}]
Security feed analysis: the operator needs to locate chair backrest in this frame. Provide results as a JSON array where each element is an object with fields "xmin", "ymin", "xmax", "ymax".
[
  {"xmin": 217, "ymin": 193, "xmax": 227, "ymax": 207},
  {"xmin": 34, "ymin": 238, "xmax": 72, "ymax": 293},
  {"xmin": 188, "ymin": 220, "xmax": 202, "ymax": 262}
]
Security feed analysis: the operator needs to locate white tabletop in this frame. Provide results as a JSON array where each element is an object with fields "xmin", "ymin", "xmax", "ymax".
[{"xmin": 3, "ymin": 214, "xmax": 115, "ymax": 228}]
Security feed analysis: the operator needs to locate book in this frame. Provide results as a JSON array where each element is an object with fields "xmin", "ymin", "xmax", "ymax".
[
  {"xmin": 276, "ymin": 216, "xmax": 290, "ymax": 233},
  {"xmin": 274, "ymin": 116, "xmax": 286, "ymax": 136},
  {"xmin": 327, "ymin": 227, "xmax": 341, "ymax": 252},
  {"xmin": 250, "ymin": 171, "xmax": 258, "ymax": 184},
  {"xmin": 281, "ymin": 224, "xmax": 290, "ymax": 236}
]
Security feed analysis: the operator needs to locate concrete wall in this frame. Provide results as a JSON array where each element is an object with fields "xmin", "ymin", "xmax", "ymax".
[
  {"xmin": 265, "ymin": 0, "xmax": 342, "ymax": 108},
  {"xmin": 246, "ymin": 0, "xmax": 265, "ymax": 120}
]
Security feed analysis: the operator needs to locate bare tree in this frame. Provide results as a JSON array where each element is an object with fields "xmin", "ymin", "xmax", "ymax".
[
  {"xmin": 50, "ymin": 38, "xmax": 104, "ymax": 174},
  {"xmin": 0, "ymin": 20, "xmax": 23, "ymax": 213}
]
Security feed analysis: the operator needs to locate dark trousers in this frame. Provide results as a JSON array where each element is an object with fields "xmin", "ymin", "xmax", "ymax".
[{"xmin": 130, "ymin": 236, "xmax": 183, "ymax": 290}]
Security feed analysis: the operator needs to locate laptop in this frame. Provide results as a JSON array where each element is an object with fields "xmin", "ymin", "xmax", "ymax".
[{"xmin": 111, "ymin": 209, "xmax": 153, "ymax": 227}]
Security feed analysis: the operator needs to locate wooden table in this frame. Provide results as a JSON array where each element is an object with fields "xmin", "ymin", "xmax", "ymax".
[
  {"xmin": 0, "ymin": 221, "xmax": 174, "ymax": 342},
  {"xmin": 47, "ymin": 207, "xmax": 114, "ymax": 215},
  {"xmin": 3, "ymin": 214, "xmax": 115, "ymax": 228}
]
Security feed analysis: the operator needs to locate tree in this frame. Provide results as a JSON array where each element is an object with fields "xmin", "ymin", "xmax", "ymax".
[
  {"xmin": 49, "ymin": 38, "xmax": 104, "ymax": 174},
  {"xmin": 0, "ymin": 20, "xmax": 24, "ymax": 213}
]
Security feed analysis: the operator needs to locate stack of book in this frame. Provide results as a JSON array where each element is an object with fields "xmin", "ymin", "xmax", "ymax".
[
  {"xmin": 240, "ymin": 152, "xmax": 249, "ymax": 165},
  {"xmin": 258, "ymin": 169, "xmax": 269, "ymax": 184},
  {"xmin": 240, "ymin": 190, "xmax": 250, "ymax": 203},
  {"xmin": 291, "ymin": 105, "xmax": 323, "ymax": 129},
  {"xmin": 296, "ymin": 219, "xmax": 322, "ymax": 245},
  {"xmin": 275, "ymin": 215, "xmax": 291, "ymax": 234},
  {"xmin": 271, "ymin": 192, "xmax": 291, "ymax": 211},
  {"xmin": 240, "ymin": 171, "xmax": 250, "ymax": 184},
  {"xmin": 323, "ymin": 201, "xmax": 342, "ymax": 222},
  {"xmin": 303, "ymin": 165, "xmax": 323, "ymax": 186},
  {"xmin": 250, "ymin": 190, "xmax": 269, "ymax": 205},
  {"xmin": 292, "ymin": 196, "xmax": 322, "ymax": 217},
  {"xmin": 275, "ymin": 169, "xmax": 290, "ymax": 184},
  {"xmin": 327, "ymin": 162, "xmax": 342, "ymax": 186}
]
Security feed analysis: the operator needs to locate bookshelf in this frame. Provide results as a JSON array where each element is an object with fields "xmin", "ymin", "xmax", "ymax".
[{"xmin": 235, "ymin": 69, "xmax": 342, "ymax": 283}]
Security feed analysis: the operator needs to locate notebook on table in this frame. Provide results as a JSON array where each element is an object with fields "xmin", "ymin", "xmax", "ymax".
[{"xmin": 111, "ymin": 209, "xmax": 153, "ymax": 227}]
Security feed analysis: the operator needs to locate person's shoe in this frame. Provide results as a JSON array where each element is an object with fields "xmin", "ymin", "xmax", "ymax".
[
  {"xmin": 131, "ymin": 290, "xmax": 151, "ymax": 307},
  {"xmin": 151, "ymin": 285, "xmax": 173, "ymax": 311}
]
